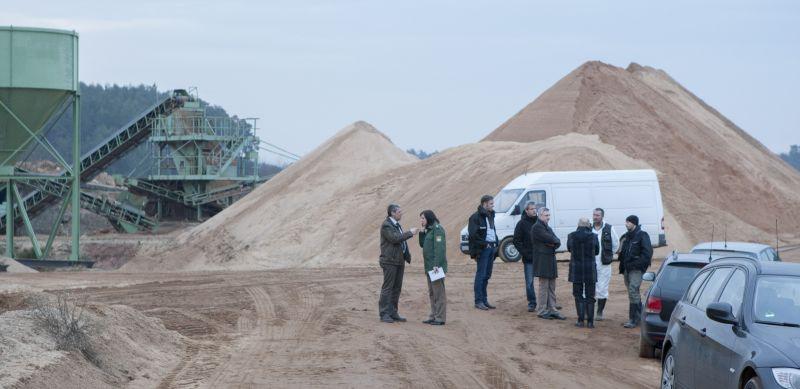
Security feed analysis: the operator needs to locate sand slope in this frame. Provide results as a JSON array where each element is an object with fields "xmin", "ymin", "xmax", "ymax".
[
  {"xmin": 0, "ymin": 295, "xmax": 184, "ymax": 388},
  {"xmin": 485, "ymin": 61, "xmax": 800, "ymax": 244}
]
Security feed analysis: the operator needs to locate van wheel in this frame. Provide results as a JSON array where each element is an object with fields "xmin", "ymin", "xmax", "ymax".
[
  {"xmin": 498, "ymin": 237, "xmax": 521, "ymax": 262},
  {"xmin": 639, "ymin": 335, "xmax": 656, "ymax": 358}
]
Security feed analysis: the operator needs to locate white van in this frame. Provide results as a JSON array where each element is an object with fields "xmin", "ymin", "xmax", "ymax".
[{"xmin": 460, "ymin": 170, "xmax": 666, "ymax": 262}]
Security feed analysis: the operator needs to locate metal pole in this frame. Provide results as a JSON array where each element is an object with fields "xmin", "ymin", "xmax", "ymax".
[
  {"xmin": 4, "ymin": 181, "xmax": 13, "ymax": 258},
  {"xmin": 70, "ymin": 94, "xmax": 80, "ymax": 261}
]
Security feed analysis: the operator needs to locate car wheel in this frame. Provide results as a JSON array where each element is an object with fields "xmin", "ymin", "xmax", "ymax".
[
  {"xmin": 498, "ymin": 237, "xmax": 521, "ymax": 262},
  {"xmin": 661, "ymin": 348, "xmax": 676, "ymax": 389},
  {"xmin": 639, "ymin": 335, "xmax": 656, "ymax": 358},
  {"xmin": 744, "ymin": 376, "xmax": 763, "ymax": 389}
]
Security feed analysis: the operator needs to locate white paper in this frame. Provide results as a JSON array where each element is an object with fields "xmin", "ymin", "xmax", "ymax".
[{"xmin": 428, "ymin": 266, "xmax": 445, "ymax": 281}]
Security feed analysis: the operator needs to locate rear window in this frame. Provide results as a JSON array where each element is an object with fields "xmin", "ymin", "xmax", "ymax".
[
  {"xmin": 658, "ymin": 263, "xmax": 705, "ymax": 294},
  {"xmin": 691, "ymin": 249, "xmax": 757, "ymax": 259}
]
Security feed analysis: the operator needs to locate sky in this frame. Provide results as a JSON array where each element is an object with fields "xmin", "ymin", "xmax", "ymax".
[{"xmin": 2, "ymin": 0, "xmax": 799, "ymax": 164}]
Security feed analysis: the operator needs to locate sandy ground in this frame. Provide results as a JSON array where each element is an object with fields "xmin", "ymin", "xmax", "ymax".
[{"xmin": 4, "ymin": 259, "xmax": 665, "ymax": 389}]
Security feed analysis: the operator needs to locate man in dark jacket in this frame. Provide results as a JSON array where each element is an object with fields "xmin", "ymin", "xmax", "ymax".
[
  {"xmin": 618, "ymin": 215, "xmax": 653, "ymax": 328},
  {"xmin": 468, "ymin": 195, "xmax": 499, "ymax": 310},
  {"xmin": 378, "ymin": 204, "xmax": 418, "ymax": 323},
  {"xmin": 568, "ymin": 218, "xmax": 600, "ymax": 328},
  {"xmin": 532, "ymin": 207, "xmax": 563, "ymax": 320},
  {"xmin": 513, "ymin": 201, "xmax": 538, "ymax": 312}
]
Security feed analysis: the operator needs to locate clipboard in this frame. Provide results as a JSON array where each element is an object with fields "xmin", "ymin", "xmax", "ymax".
[{"xmin": 428, "ymin": 266, "xmax": 445, "ymax": 281}]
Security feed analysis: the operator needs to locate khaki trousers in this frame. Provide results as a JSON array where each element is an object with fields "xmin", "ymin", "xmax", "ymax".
[{"xmin": 426, "ymin": 273, "xmax": 447, "ymax": 322}]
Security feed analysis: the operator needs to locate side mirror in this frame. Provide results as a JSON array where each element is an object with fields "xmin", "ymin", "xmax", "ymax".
[
  {"xmin": 511, "ymin": 205, "xmax": 521, "ymax": 216},
  {"xmin": 706, "ymin": 302, "xmax": 737, "ymax": 325},
  {"xmin": 642, "ymin": 272, "xmax": 656, "ymax": 282}
]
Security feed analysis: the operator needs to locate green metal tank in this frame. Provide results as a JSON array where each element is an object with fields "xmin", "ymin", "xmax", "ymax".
[{"xmin": 0, "ymin": 26, "xmax": 79, "ymax": 166}]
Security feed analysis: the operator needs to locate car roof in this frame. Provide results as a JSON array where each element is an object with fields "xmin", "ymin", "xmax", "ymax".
[
  {"xmin": 705, "ymin": 257, "xmax": 800, "ymax": 276},
  {"xmin": 664, "ymin": 252, "xmax": 724, "ymax": 265},
  {"xmin": 690, "ymin": 241, "xmax": 772, "ymax": 253}
]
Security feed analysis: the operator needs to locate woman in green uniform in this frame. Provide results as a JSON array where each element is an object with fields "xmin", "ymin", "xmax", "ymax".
[{"xmin": 419, "ymin": 210, "xmax": 447, "ymax": 325}]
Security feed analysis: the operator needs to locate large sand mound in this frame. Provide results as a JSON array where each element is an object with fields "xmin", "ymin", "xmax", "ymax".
[
  {"xmin": 485, "ymin": 61, "xmax": 800, "ymax": 245},
  {"xmin": 126, "ymin": 129, "xmax": 691, "ymax": 271}
]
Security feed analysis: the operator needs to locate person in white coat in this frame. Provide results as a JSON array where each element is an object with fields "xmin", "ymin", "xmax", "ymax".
[{"xmin": 591, "ymin": 208, "xmax": 618, "ymax": 321}]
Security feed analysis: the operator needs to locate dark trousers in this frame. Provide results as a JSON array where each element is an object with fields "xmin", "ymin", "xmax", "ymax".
[
  {"xmin": 572, "ymin": 282, "xmax": 596, "ymax": 304},
  {"xmin": 474, "ymin": 247, "xmax": 496, "ymax": 304},
  {"xmin": 379, "ymin": 262, "xmax": 405, "ymax": 318},
  {"xmin": 523, "ymin": 261, "xmax": 537, "ymax": 308}
]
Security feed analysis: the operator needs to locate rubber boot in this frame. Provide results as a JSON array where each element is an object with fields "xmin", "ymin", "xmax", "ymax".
[
  {"xmin": 586, "ymin": 302, "xmax": 595, "ymax": 328},
  {"xmin": 574, "ymin": 300, "xmax": 585, "ymax": 327},
  {"xmin": 623, "ymin": 303, "xmax": 637, "ymax": 328},
  {"xmin": 596, "ymin": 298, "xmax": 606, "ymax": 321}
]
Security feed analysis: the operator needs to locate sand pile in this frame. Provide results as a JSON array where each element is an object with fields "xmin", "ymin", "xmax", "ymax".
[
  {"xmin": 485, "ymin": 61, "xmax": 800, "ymax": 245},
  {"xmin": 126, "ymin": 129, "xmax": 691, "ymax": 271},
  {"xmin": 0, "ymin": 293, "xmax": 184, "ymax": 388}
]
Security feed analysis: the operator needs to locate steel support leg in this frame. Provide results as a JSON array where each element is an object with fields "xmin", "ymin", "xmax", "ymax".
[
  {"xmin": 5, "ymin": 181, "xmax": 14, "ymax": 258},
  {"xmin": 70, "ymin": 95, "xmax": 81, "ymax": 261}
]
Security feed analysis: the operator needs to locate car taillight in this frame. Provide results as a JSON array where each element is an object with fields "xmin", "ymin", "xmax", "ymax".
[
  {"xmin": 646, "ymin": 296, "xmax": 662, "ymax": 314},
  {"xmin": 661, "ymin": 217, "xmax": 665, "ymax": 231}
]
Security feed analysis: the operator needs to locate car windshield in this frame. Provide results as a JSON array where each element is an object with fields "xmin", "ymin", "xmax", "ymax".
[
  {"xmin": 658, "ymin": 263, "xmax": 705, "ymax": 294},
  {"xmin": 754, "ymin": 276, "xmax": 800, "ymax": 327},
  {"xmin": 494, "ymin": 189, "xmax": 524, "ymax": 213},
  {"xmin": 691, "ymin": 249, "xmax": 757, "ymax": 259}
]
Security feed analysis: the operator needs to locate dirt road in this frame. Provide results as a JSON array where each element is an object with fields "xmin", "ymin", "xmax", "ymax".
[{"xmin": 4, "ymin": 260, "xmax": 662, "ymax": 388}]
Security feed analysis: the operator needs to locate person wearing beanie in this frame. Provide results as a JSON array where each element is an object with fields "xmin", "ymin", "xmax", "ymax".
[{"xmin": 618, "ymin": 214, "xmax": 653, "ymax": 328}]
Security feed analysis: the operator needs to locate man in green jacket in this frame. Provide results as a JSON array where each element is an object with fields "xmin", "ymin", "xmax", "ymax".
[{"xmin": 419, "ymin": 210, "xmax": 447, "ymax": 325}]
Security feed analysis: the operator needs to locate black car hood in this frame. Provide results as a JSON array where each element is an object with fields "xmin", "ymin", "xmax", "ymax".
[{"xmin": 750, "ymin": 324, "xmax": 800, "ymax": 367}]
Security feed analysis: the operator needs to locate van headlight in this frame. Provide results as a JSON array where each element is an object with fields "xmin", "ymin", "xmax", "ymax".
[{"xmin": 773, "ymin": 368, "xmax": 800, "ymax": 388}]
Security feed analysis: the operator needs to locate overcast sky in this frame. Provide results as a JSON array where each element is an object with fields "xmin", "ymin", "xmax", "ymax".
[{"xmin": 3, "ymin": 0, "xmax": 798, "ymax": 163}]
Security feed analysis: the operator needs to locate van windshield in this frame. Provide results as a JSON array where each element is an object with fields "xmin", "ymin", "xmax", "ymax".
[{"xmin": 494, "ymin": 189, "xmax": 524, "ymax": 213}]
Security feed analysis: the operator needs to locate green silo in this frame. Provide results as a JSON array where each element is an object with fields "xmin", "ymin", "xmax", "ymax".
[{"xmin": 0, "ymin": 26, "xmax": 81, "ymax": 261}]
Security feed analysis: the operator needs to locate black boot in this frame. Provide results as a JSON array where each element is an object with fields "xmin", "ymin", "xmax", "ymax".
[
  {"xmin": 574, "ymin": 300, "xmax": 585, "ymax": 327},
  {"xmin": 623, "ymin": 303, "xmax": 637, "ymax": 328},
  {"xmin": 586, "ymin": 302, "xmax": 595, "ymax": 328},
  {"xmin": 596, "ymin": 298, "xmax": 606, "ymax": 321}
]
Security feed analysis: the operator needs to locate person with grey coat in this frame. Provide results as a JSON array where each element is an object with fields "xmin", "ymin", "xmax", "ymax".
[
  {"xmin": 378, "ymin": 204, "xmax": 418, "ymax": 323},
  {"xmin": 531, "ymin": 208, "xmax": 563, "ymax": 320}
]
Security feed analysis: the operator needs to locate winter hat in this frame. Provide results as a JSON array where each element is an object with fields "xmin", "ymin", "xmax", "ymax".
[{"xmin": 626, "ymin": 215, "xmax": 639, "ymax": 225}]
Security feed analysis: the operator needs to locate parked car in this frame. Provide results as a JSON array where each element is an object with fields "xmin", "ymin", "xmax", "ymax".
[
  {"xmin": 661, "ymin": 258, "xmax": 800, "ymax": 389},
  {"xmin": 639, "ymin": 252, "xmax": 727, "ymax": 358},
  {"xmin": 690, "ymin": 241, "xmax": 781, "ymax": 262},
  {"xmin": 459, "ymin": 169, "xmax": 667, "ymax": 261}
]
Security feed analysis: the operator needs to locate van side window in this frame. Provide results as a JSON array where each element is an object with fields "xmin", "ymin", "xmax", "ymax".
[
  {"xmin": 685, "ymin": 270, "xmax": 711, "ymax": 303},
  {"xmin": 517, "ymin": 190, "xmax": 546, "ymax": 213}
]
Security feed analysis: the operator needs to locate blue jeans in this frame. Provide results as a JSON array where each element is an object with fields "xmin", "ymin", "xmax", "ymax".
[
  {"xmin": 474, "ymin": 247, "xmax": 496, "ymax": 304},
  {"xmin": 523, "ymin": 261, "xmax": 537, "ymax": 308}
]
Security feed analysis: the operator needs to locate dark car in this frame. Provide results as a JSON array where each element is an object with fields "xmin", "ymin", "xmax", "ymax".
[
  {"xmin": 661, "ymin": 258, "xmax": 800, "ymax": 389},
  {"xmin": 639, "ymin": 252, "xmax": 727, "ymax": 358}
]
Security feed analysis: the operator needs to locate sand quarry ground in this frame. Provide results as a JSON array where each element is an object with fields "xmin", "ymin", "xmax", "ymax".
[{"xmin": 2, "ymin": 61, "xmax": 800, "ymax": 388}]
